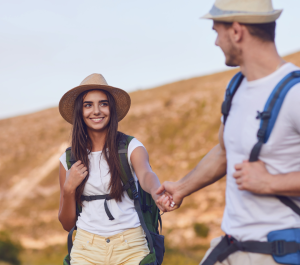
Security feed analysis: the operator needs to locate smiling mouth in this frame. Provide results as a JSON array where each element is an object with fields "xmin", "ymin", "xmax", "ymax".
[{"xmin": 90, "ymin": 117, "xmax": 104, "ymax": 123}]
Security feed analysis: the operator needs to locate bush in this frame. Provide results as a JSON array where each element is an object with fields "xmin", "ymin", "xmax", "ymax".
[
  {"xmin": 0, "ymin": 232, "xmax": 22, "ymax": 265},
  {"xmin": 193, "ymin": 223, "xmax": 209, "ymax": 238}
]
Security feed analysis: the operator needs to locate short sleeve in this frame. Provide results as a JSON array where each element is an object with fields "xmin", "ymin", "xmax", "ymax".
[
  {"xmin": 127, "ymin": 138, "xmax": 145, "ymax": 166},
  {"xmin": 59, "ymin": 152, "xmax": 68, "ymax": 171}
]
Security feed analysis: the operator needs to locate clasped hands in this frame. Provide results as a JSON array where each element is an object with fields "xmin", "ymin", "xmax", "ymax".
[{"xmin": 155, "ymin": 159, "xmax": 273, "ymax": 213}]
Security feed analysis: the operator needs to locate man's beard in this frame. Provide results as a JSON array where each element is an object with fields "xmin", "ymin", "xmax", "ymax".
[{"xmin": 224, "ymin": 44, "xmax": 241, "ymax": 67}]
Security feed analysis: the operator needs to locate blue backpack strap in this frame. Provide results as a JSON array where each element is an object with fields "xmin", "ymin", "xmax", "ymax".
[
  {"xmin": 249, "ymin": 70, "xmax": 300, "ymax": 162},
  {"xmin": 249, "ymin": 70, "xmax": 300, "ymax": 217},
  {"xmin": 222, "ymin": 72, "xmax": 244, "ymax": 125}
]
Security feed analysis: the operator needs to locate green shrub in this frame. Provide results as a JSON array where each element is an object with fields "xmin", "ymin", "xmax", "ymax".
[
  {"xmin": 0, "ymin": 232, "xmax": 22, "ymax": 265},
  {"xmin": 193, "ymin": 223, "xmax": 209, "ymax": 238}
]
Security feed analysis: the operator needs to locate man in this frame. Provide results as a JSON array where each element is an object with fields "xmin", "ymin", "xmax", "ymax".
[{"xmin": 156, "ymin": 0, "xmax": 300, "ymax": 264}]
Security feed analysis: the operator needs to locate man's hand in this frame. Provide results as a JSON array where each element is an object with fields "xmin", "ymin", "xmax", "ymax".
[
  {"xmin": 155, "ymin": 181, "xmax": 183, "ymax": 212},
  {"xmin": 233, "ymin": 160, "xmax": 272, "ymax": 194},
  {"xmin": 152, "ymin": 191, "xmax": 174, "ymax": 213}
]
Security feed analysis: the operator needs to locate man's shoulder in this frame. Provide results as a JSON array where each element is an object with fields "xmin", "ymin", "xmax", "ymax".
[
  {"xmin": 282, "ymin": 62, "xmax": 300, "ymax": 73},
  {"xmin": 282, "ymin": 63, "xmax": 300, "ymax": 95}
]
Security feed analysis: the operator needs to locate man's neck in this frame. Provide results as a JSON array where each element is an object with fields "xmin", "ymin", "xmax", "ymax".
[{"xmin": 239, "ymin": 41, "xmax": 285, "ymax": 82}]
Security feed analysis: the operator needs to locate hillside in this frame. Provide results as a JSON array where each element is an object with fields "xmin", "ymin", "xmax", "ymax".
[{"xmin": 1, "ymin": 51, "xmax": 300, "ymax": 264}]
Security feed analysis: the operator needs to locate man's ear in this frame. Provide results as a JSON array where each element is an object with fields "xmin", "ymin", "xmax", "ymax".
[{"xmin": 230, "ymin": 21, "xmax": 244, "ymax": 43}]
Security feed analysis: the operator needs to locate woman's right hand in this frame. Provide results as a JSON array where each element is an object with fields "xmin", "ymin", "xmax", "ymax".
[{"xmin": 63, "ymin": 160, "xmax": 88, "ymax": 194}]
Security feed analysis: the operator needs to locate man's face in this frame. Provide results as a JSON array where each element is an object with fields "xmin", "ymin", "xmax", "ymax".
[{"xmin": 213, "ymin": 21, "xmax": 241, "ymax": 67}]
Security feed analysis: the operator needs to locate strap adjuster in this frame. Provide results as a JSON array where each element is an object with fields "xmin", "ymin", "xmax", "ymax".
[
  {"xmin": 272, "ymin": 240, "xmax": 287, "ymax": 256},
  {"xmin": 256, "ymin": 111, "xmax": 271, "ymax": 120},
  {"xmin": 257, "ymin": 128, "xmax": 266, "ymax": 140},
  {"xmin": 132, "ymin": 188, "xmax": 139, "ymax": 200},
  {"xmin": 128, "ymin": 178, "xmax": 135, "ymax": 185}
]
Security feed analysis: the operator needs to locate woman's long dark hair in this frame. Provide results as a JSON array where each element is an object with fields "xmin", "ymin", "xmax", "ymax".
[{"xmin": 72, "ymin": 89, "xmax": 124, "ymax": 205}]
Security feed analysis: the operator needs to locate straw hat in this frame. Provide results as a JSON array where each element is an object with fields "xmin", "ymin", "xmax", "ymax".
[
  {"xmin": 201, "ymin": 0, "xmax": 282, "ymax": 24},
  {"xmin": 59, "ymin": 73, "xmax": 131, "ymax": 124}
]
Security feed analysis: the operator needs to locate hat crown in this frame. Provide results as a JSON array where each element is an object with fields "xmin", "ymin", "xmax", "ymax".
[
  {"xmin": 80, "ymin": 73, "xmax": 109, "ymax": 86},
  {"xmin": 214, "ymin": 0, "xmax": 274, "ymax": 13}
]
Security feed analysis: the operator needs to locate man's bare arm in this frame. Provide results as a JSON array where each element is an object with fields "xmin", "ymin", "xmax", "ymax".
[
  {"xmin": 234, "ymin": 160, "xmax": 300, "ymax": 196},
  {"xmin": 156, "ymin": 124, "xmax": 227, "ymax": 209}
]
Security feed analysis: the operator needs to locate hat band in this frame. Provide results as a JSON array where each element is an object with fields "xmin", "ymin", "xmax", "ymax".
[{"xmin": 209, "ymin": 5, "xmax": 279, "ymax": 16}]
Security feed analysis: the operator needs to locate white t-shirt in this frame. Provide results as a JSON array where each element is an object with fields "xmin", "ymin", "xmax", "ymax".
[
  {"xmin": 222, "ymin": 63, "xmax": 300, "ymax": 241},
  {"xmin": 59, "ymin": 138, "xmax": 144, "ymax": 236}
]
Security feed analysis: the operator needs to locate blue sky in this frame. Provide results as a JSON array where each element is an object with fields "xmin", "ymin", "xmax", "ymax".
[{"xmin": 0, "ymin": 0, "xmax": 300, "ymax": 119}]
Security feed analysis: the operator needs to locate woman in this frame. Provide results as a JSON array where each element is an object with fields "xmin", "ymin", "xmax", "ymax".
[{"xmin": 58, "ymin": 73, "xmax": 172, "ymax": 265}]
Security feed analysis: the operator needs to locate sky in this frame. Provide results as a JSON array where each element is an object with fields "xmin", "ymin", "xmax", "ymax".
[{"xmin": 1, "ymin": 0, "xmax": 300, "ymax": 119}]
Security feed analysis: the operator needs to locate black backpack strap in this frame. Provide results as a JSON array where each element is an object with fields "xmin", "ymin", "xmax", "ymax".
[
  {"xmin": 67, "ymin": 226, "xmax": 76, "ymax": 259},
  {"xmin": 202, "ymin": 236, "xmax": 231, "ymax": 265},
  {"xmin": 249, "ymin": 70, "xmax": 300, "ymax": 216},
  {"xmin": 80, "ymin": 183, "xmax": 130, "ymax": 221},
  {"xmin": 277, "ymin": 196, "xmax": 300, "ymax": 216},
  {"xmin": 81, "ymin": 194, "xmax": 115, "ymax": 220},
  {"xmin": 118, "ymin": 135, "xmax": 154, "ymax": 254},
  {"xmin": 158, "ymin": 212, "xmax": 162, "ymax": 234},
  {"xmin": 222, "ymin": 72, "xmax": 244, "ymax": 125},
  {"xmin": 218, "ymin": 238, "xmax": 300, "ymax": 263},
  {"xmin": 202, "ymin": 235, "xmax": 300, "ymax": 265}
]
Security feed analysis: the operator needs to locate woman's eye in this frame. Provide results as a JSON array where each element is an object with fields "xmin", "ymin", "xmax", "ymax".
[
  {"xmin": 100, "ymin": 103, "xmax": 108, "ymax": 107},
  {"xmin": 84, "ymin": 104, "xmax": 92, "ymax": 108}
]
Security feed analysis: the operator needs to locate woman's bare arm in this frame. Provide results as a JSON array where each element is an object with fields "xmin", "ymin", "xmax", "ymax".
[{"xmin": 130, "ymin": 146, "xmax": 172, "ymax": 212}]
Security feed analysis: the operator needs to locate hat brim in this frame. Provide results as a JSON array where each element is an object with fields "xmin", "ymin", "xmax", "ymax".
[
  {"xmin": 201, "ymin": 9, "xmax": 282, "ymax": 24},
  {"xmin": 59, "ymin": 84, "xmax": 131, "ymax": 124}
]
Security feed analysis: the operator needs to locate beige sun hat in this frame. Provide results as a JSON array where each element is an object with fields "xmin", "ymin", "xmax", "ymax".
[
  {"xmin": 59, "ymin": 73, "xmax": 131, "ymax": 124},
  {"xmin": 201, "ymin": 0, "xmax": 282, "ymax": 24}
]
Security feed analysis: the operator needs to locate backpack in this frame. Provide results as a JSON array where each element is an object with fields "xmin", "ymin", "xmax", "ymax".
[
  {"xmin": 202, "ymin": 70, "xmax": 300, "ymax": 265},
  {"xmin": 63, "ymin": 134, "xmax": 165, "ymax": 265}
]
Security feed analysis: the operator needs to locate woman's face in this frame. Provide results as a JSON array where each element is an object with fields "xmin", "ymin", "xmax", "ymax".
[{"xmin": 82, "ymin": 90, "xmax": 110, "ymax": 132}]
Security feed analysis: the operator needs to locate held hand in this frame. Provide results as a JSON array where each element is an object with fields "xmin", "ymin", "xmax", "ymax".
[
  {"xmin": 152, "ymin": 191, "xmax": 173, "ymax": 213},
  {"xmin": 64, "ymin": 160, "xmax": 88, "ymax": 194},
  {"xmin": 155, "ymin": 181, "xmax": 183, "ymax": 212},
  {"xmin": 233, "ymin": 160, "xmax": 272, "ymax": 194}
]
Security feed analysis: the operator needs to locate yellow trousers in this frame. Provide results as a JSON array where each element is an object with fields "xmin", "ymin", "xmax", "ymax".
[{"xmin": 71, "ymin": 226, "xmax": 149, "ymax": 265}]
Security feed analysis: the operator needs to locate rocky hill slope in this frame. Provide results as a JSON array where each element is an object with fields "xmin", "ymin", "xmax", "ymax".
[{"xmin": 1, "ymin": 51, "xmax": 299, "ymax": 264}]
